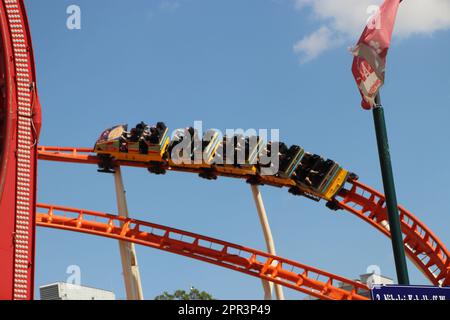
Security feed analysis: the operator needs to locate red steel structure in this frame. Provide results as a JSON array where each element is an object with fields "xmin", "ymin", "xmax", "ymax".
[
  {"xmin": 0, "ymin": 0, "xmax": 41, "ymax": 300},
  {"xmin": 0, "ymin": 0, "xmax": 448, "ymax": 300}
]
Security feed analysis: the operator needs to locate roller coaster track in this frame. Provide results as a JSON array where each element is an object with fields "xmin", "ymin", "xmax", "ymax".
[
  {"xmin": 337, "ymin": 182, "xmax": 450, "ymax": 287},
  {"xmin": 35, "ymin": 203, "xmax": 370, "ymax": 300},
  {"xmin": 1, "ymin": 0, "xmax": 448, "ymax": 300},
  {"xmin": 37, "ymin": 146, "xmax": 450, "ymax": 288}
]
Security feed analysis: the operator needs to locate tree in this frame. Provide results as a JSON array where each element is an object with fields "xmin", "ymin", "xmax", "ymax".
[{"xmin": 155, "ymin": 287, "xmax": 214, "ymax": 300}]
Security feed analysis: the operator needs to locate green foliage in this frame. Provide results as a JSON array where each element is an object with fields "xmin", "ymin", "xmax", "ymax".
[{"xmin": 155, "ymin": 287, "xmax": 214, "ymax": 300}]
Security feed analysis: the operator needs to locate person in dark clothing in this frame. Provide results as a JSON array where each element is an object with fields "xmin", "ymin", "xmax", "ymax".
[{"xmin": 128, "ymin": 128, "xmax": 139, "ymax": 142}]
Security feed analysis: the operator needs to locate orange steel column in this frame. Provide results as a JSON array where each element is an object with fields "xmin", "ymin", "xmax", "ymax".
[{"xmin": 114, "ymin": 166, "xmax": 144, "ymax": 300}]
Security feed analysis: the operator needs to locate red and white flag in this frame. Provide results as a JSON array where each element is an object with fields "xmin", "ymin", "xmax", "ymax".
[{"xmin": 351, "ymin": 0, "xmax": 401, "ymax": 109}]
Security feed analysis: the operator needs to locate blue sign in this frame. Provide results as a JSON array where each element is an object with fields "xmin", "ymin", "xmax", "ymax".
[{"xmin": 371, "ymin": 285, "xmax": 450, "ymax": 301}]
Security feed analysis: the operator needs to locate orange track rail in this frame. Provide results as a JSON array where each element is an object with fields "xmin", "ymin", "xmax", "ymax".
[
  {"xmin": 337, "ymin": 181, "xmax": 450, "ymax": 287},
  {"xmin": 36, "ymin": 203, "xmax": 369, "ymax": 300},
  {"xmin": 37, "ymin": 146, "xmax": 450, "ymax": 287}
]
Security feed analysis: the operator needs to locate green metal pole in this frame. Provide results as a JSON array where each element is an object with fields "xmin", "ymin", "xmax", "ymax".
[{"xmin": 372, "ymin": 93, "xmax": 410, "ymax": 285}]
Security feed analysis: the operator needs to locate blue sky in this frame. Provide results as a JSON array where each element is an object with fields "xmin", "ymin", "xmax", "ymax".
[{"xmin": 27, "ymin": 0, "xmax": 450, "ymax": 299}]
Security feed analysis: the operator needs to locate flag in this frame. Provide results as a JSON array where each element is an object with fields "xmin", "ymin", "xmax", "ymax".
[
  {"xmin": 31, "ymin": 85, "xmax": 42, "ymax": 138},
  {"xmin": 351, "ymin": 0, "xmax": 401, "ymax": 109}
]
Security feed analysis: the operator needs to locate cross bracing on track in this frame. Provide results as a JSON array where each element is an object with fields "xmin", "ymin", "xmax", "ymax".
[{"xmin": 36, "ymin": 203, "xmax": 371, "ymax": 300}]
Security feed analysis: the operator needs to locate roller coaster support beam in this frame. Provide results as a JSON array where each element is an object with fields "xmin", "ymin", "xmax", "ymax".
[
  {"xmin": 372, "ymin": 93, "xmax": 410, "ymax": 285},
  {"xmin": 250, "ymin": 184, "xmax": 285, "ymax": 300},
  {"xmin": 114, "ymin": 166, "xmax": 144, "ymax": 300}
]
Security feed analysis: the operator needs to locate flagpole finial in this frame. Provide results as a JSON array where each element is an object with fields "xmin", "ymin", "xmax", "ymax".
[{"xmin": 374, "ymin": 92, "xmax": 382, "ymax": 108}]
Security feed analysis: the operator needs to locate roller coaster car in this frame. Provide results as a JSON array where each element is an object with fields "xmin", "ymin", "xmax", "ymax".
[
  {"xmin": 278, "ymin": 144, "xmax": 305, "ymax": 179},
  {"xmin": 293, "ymin": 153, "xmax": 319, "ymax": 185},
  {"xmin": 257, "ymin": 141, "xmax": 286, "ymax": 176},
  {"xmin": 213, "ymin": 136, "xmax": 236, "ymax": 166},
  {"xmin": 95, "ymin": 124, "xmax": 127, "ymax": 153},
  {"xmin": 94, "ymin": 125, "xmax": 127, "ymax": 173},
  {"xmin": 169, "ymin": 127, "xmax": 203, "ymax": 165},
  {"xmin": 196, "ymin": 129, "xmax": 221, "ymax": 165},
  {"xmin": 149, "ymin": 122, "xmax": 169, "ymax": 150},
  {"xmin": 244, "ymin": 136, "xmax": 265, "ymax": 165},
  {"xmin": 292, "ymin": 153, "xmax": 349, "ymax": 201},
  {"xmin": 256, "ymin": 142, "xmax": 304, "ymax": 186},
  {"xmin": 94, "ymin": 122, "xmax": 170, "ymax": 173},
  {"xmin": 168, "ymin": 128, "xmax": 189, "ymax": 159},
  {"xmin": 213, "ymin": 135, "xmax": 259, "ymax": 176},
  {"xmin": 309, "ymin": 159, "xmax": 338, "ymax": 190},
  {"xmin": 197, "ymin": 129, "xmax": 221, "ymax": 180}
]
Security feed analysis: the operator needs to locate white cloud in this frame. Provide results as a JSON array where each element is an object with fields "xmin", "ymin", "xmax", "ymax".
[
  {"xmin": 396, "ymin": 0, "xmax": 450, "ymax": 36},
  {"xmin": 293, "ymin": 26, "xmax": 343, "ymax": 63},
  {"xmin": 160, "ymin": 0, "xmax": 181, "ymax": 12},
  {"xmin": 146, "ymin": 0, "xmax": 181, "ymax": 21},
  {"xmin": 293, "ymin": 0, "xmax": 450, "ymax": 62}
]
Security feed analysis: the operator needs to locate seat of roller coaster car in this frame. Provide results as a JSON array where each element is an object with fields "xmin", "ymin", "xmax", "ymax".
[
  {"xmin": 312, "ymin": 159, "xmax": 333, "ymax": 175},
  {"xmin": 187, "ymin": 127, "xmax": 195, "ymax": 138},
  {"xmin": 134, "ymin": 121, "xmax": 148, "ymax": 133},
  {"xmin": 277, "ymin": 143, "xmax": 289, "ymax": 161},
  {"xmin": 128, "ymin": 128, "xmax": 140, "ymax": 142},
  {"xmin": 288, "ymin": 145, "xmax": 301, "ymax": 156},
  {"xmin": 201, "ymin": 138, "xmax": 211, "ymax": 149},
  {"xmin": 301, "ymin": 154, "xmax": 319, "ymax": 168},
  {"xmin": 98, "ymin": 131, "xmax": 109, "ymax": 142},
  {"xmin": 278, "ymin": 142, "xmax": 288, "ymax": 154},
  {"xmin": 172, "ymin": 129, "xmax": 185, "ymax": 141},
  {"xmin": 219, "ymin": 136, "xmax": 232, "ymax": 153},
  {"xmin": 263, "ymin": 141, "xmax": 273, "ymax": 157},
  {"xmin": 310, "ymin": 172, "xmax": 325, "ymax": 188},
  {"xmin": 214, "ymin": 140, "xmax": 226, "ymax": 159},
  {"xmin": 322, "ymin": 159, "xmax": 335, "ymax": 172},
  {"xmin": 244, "ymin": 141, "xmax": 251, "ymax": 156},
  {"xmin": 119, "ymin": 142, "xmax": 128, "ymax": 153},
  {"xmin": 167, "ymin": 130, "xmax": 183, "ymax": 152},
  {"xmin": 246, "ymin": 137, "xmax": 263, "ymax": 155},
  {"xmin": 233, "ymin": 135, "xmax": 244, "ymax": 148},
  {"xmin": 295, "ymin": 166, "xmax": 312, "ymax": 185},
  {"xmin": 156, "ymin": 122, "xmax": 167, "ymax": 131},
  {"xmin": 146, "ymin": 127, "xmax": 160, "ymax": 144},
  {"xmin": 154, "ymin": 123, "xmax": 166, "ymax": 137},
  {"xmin": 279, "ymin": 157, "xmax": 291, "ymax": 170},
  {"xmin": 190, "ymin": 134, "xmax": 201, "ymax": 149}
]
